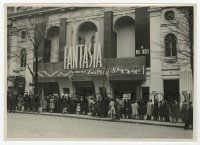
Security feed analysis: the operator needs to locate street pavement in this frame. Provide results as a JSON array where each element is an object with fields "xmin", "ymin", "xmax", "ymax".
[{"xmin": 6, "ymin": 113, "xmax": 193, "ymax": 140}]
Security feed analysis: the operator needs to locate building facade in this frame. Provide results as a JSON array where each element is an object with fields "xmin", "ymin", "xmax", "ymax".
[{"xmin": 7, "ymin": 6, "xmax": 194, "ymax": 106}]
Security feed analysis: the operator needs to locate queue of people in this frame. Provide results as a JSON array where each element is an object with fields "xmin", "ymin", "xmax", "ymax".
[{"xmin": 7, "ymin": 91, "xmax": 193, "ymax": 129}]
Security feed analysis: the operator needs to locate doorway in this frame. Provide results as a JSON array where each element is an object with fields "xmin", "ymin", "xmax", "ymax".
[
  {"xmin": 43, "ymin": 82, "xmax": 60, "ymax": 96},
  {"xmin": 74, "ymin": 81, "xmax": 95, "ymax": 97},
  {"xmin": 164, "ymin": 79, "xmax": 180, "ymax": 103}
]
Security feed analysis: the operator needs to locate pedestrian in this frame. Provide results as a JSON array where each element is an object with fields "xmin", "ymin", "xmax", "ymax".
[
  {"xmin": 17, "ymin": 94, "xmax": 23, "ymax": 111},
  {"xmin": 138, "ymin": 99, "xmax": 146, "ymax": 120},
  {"xmin": 49, "ymin": 95, "xmax": 55, "ymax": 113},
  {"xmin": 76, "ymin": 103, "xmax": 81, "ymax": 114},
  {"xmin": 119, "ymin": 98, "xmax": 124, "ymax": 118},
  {"xmin": 146, "ymin": 99, "xmax": 154, "ymax": 120},
  {"xmin": 158, "ymin": 101, "xmax": 164, "ymax": 121},
  {"xmin": 163, "ymin": 100, "xmax": 170, "ymax": 122},
  {"xmin": 62, "ymin": 94, "xmax": 68, "ymax": 113},
  {"xmin": 34, "ymin": 95, "xmax": 41, "ymax": 112},
  {"xmin": 23, "ymin": 93, "xmax": 29, "ymax": 111},
  {"xmin": 29, "ymin": 95, "xmax": 34, "ymax": 111},
  {"xmin": 171, "ymin": 100, "xmax": 179, "ymax": 123},
  {"xmin": 115, "ymin": 98, "xmax": 121, "ymax": 120},
  {"xmin": 180, "ymin": 100, "xmax": 188, "ymax": 123},
  {"xmin": 109, "ymin": 98, "xmax": 116, "ymax": 120},
  {"xmin": 131, "ymin": 100, "xmax": 138, "ymax": 119},
  {"xmin": 127, "ymin": 99, "xmax": 132, "ymax": 119},
  {"xmin": 11, "ymin": 93, "xmax": 17, "ymax": 112},
  {"xmin": 54, "ymin": 94, "xmax": 60, "ymax": 113},
  {"xmin": 41, "ymin": 97, "xmax": 47, "ymax": 112},
  {"xmin": 123, "ymin": 99, "xmax": 128, "ymax": 118},
  {"xmin": 153, "ymin": 99, "xmax": 159, "ymax": 121},
  {"xmin": 184, "ymin": 101, "xmax": 193, "ymax": 129}
]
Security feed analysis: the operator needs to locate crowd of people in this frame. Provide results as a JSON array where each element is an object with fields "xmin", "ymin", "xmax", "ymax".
[{"xmin": 7, "ymin": 92, "xmax": 193, "ymax": 129}]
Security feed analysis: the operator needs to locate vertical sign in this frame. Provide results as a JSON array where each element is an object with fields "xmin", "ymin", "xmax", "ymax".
[{"xmin": 135, "ymin": 7, "xmax": 150, "ymax": 67}]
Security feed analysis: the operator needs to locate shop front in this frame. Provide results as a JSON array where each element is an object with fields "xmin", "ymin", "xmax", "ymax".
[{"xmin": 38, "ymin": 56, "xmax": 146, "ymax": 99}]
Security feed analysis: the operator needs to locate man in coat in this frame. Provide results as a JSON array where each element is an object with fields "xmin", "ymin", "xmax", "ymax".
[{"xmin": 184, "ymin": 101, "xmax": 193, "ymax": 129}]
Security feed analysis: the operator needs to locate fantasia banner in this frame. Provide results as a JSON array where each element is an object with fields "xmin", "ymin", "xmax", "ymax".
[{"xmin": 64, "ymin": 43, "xmax": 102, "ymax": 69}]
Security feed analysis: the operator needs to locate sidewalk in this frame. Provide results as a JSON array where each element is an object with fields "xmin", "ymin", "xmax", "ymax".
[{"xmin": 14, "ymin": 111, "xmax": 185, "ymax": 128}]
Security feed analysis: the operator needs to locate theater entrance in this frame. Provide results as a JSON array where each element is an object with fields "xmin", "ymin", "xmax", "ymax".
[
  {"xmin": 42, "ymin": 82, "xmax": 60, "ymax": 96},
  {"xmin": 74, "ymin": 81, "xmax": 95, "ymax": 97},
  {"xmin": 111, "ymin": 81, "xmax": 141, "ymax": 102}
]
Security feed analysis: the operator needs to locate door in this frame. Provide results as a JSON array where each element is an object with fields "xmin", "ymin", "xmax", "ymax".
[{"xmin": 164, "ymin": 80, "xmax": 180, "ymax": 104}]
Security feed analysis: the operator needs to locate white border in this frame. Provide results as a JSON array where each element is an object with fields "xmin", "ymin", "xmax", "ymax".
[{"xmin": 1, "ymin": 1, "xmax": 199, "ymax": 145}]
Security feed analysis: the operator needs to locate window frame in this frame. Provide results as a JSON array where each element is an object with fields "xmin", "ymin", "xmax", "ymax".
[
  {"xmin": 20, "ymin": 48, "xmax": 27, "ymax": 68},
  {"xmin": 164, "ymin": 33, "xmax": 177, "ymax": 58}
]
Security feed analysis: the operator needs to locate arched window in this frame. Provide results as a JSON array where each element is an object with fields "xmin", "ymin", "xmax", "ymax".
[
  {"xmin": 164, "ymin": 33, "xmax": 177, "ymax": 57},
  {"xmin": 165, "ymin": 11, "xmax": 175, "ymax": 21},
  {"xmin": 20, "ymin": 49, "xmax": 26, "ymax": 67}
]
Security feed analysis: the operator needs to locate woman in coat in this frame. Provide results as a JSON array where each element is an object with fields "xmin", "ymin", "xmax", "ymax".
[
  {"xmin": 131, "ymin": 101, "xmax": 138, "ymax": 119},
  {"xmin": 109, "ymin": 99, "xmax": 116, "ymax": 120},
  {"xmin": 49, "ymin": 96, "xmax": 55, "ymax": 113},
  {"xmin": 41, "ymin": 98, "xmax": 47, "ymax": 112},
  {"xmin": 146, "ymin": 99, "xmax": 154, "ymax": 120}
]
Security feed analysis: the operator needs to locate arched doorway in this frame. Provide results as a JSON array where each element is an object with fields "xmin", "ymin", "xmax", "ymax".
[{"xmin": 114, "ymin": 16, "xmax": 135, "ymax": 58}]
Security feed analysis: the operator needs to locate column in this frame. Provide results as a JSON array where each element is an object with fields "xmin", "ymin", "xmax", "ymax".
[
  {"xmin": 59, "ymin": 18, "xmax": 67, "ymax": 62},
  {"xmin": 149, "ymin": 8, "xmax": 163, "ymax": 97},
  {"xmin": 104, "ymin": 11, "xmax": 116, "ymax": 58}
]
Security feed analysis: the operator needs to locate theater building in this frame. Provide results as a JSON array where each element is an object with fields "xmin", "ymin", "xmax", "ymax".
[{"xmin": 7, "ymin": 6, "xmax": 194, "ymax": 105}]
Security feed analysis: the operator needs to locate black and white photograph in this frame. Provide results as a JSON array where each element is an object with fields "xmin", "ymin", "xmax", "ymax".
[{"xmin": 5, "ymin": 4, "xmax": 196, "ymax": 141}]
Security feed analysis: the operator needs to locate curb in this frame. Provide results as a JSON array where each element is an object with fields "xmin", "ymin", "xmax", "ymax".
[{"xmin": 13, "ymin": 111, "xmax": 184, "ymax": 128}]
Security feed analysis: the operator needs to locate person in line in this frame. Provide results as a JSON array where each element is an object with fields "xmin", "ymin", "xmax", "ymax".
[
  {"xmin": 76, "ymin": 103, "xmax": 81, "ymax": 115},
  {"xmin": 180, "ymin": 100, "xmax": 188, "ymax": 123},
  {"xmin": 146, "ymin": 99, "xmax": 154, "ymax": 120},
  {"xmin": 123, "ymin": 99, "xmax": 128, "ymax": 118},
  {"xmin": 29, "ymin": 94, "xmax": 34, "ymax": 111},
  {"xmin": 171, "ymin": 100, "xmax": 179, "ymax": 123},
  {"xmin": 153, "ymin": 99, "xmax": 159, "ymax": 121},
  {"xmin": 49, "ymin": 95, "xmax": 55, "ymax": 113},
  {"xmin": 163, "ymin": 100, "xmax": 170, "ymax": 122},
  {"xmin": 131, "ymin": 100, "xmax": 139, "ymax": 119},
  {"xmin": 184, "ymin": 101, "xmax": 193, "ymax": 129},
  {"xmin": 158, "ymin": 101, "xmax": 164, "ymax": 121},
  {"xmin": 17, "ymin": 94, "xmax": 23, "ymax": 111},
  {"xmin": 41, "ymin": 97, "xmax": 47, "ymax": 112},
  {"xmin": 23, "ymin": 93, "xmax": 29, "ymax": 111},
  {"xmin": 138, "ymin": 99, "xmax": 146, "ymax": 120},
  {"xmin": 119, "ymin": 98, "xmax": 124, "ymax": 118},
  {"xmin": 127, "ymin": 99, "xmax": 132, "ymax": 119},
  {"xmin": 109, "ymin": 98, "xmax": 116, "ymax": 120},
  {"xmin": 115, "ymin": 98, "xmax": 121, "ymax": 120}
]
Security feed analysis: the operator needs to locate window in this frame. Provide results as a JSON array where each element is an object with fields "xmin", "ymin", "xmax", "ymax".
[
  {"xmin": 21, "ymin": 31, "xmax": 26, "ymax": 39},
  {"xmin": 20, "ymin": 49, "xmax": 26, "ymax": 67},
  {"xmin": 164, "ymin": 33, "xmax": 177, "ymax": 57},
  {"xmin": 165, "ymin": 11, "xmax": 175, "ymax": 21}
]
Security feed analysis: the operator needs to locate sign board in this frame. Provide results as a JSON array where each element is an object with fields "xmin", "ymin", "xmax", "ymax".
[{"xmin": 64, "ymin": 43, "xmax": 102, "ymax": 69}]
